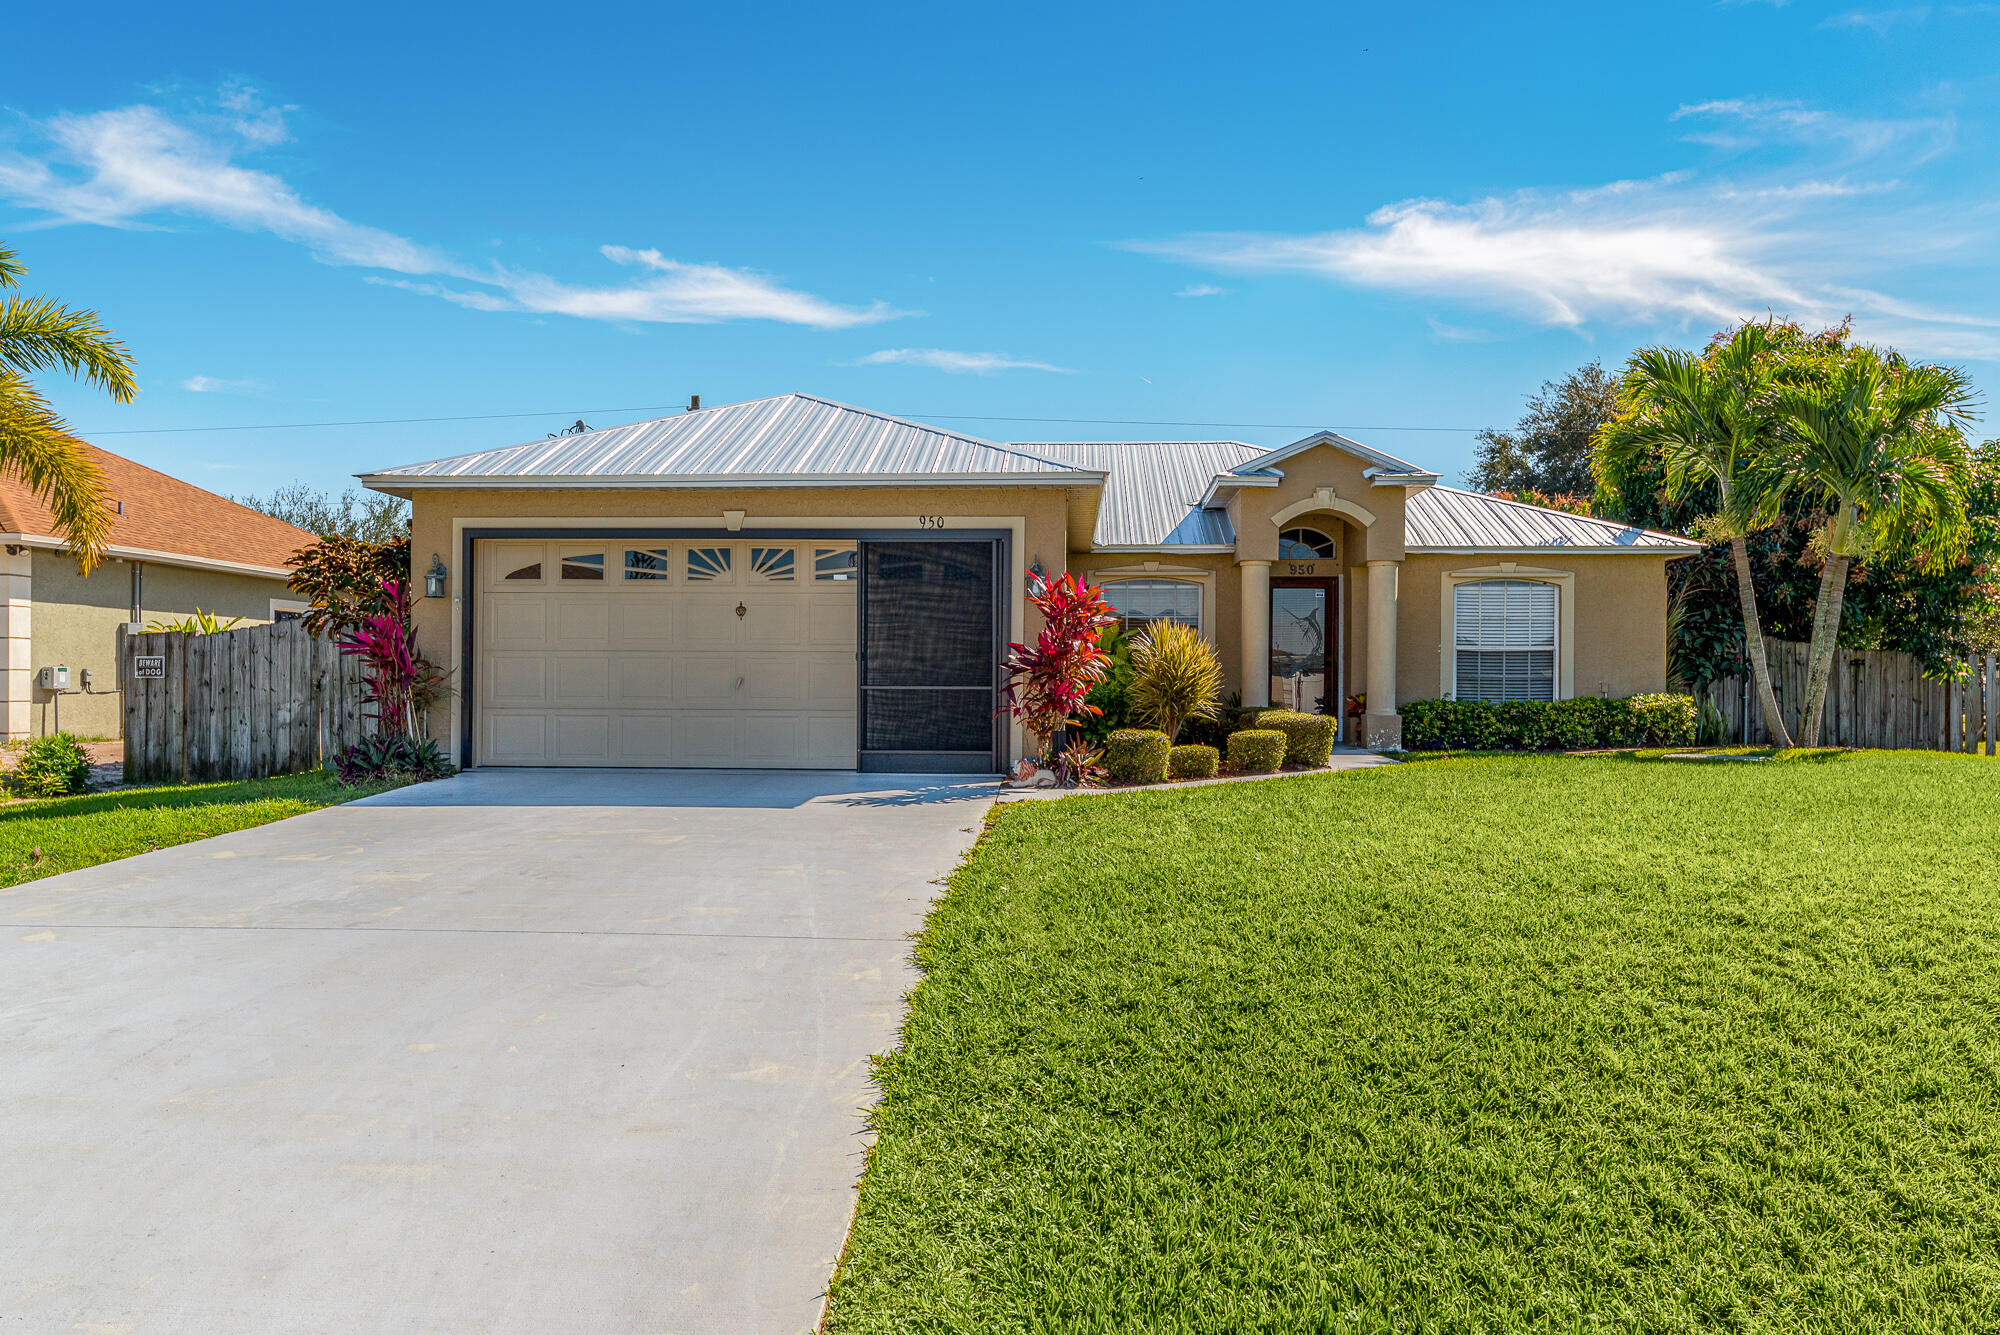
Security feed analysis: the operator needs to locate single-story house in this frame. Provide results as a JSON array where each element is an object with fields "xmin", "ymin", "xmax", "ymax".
[
  {"xmin": 362, "ymin": 393, "xmax": 1702, "ymax": 772},
  {"xmin": 1, "ymin": 443, "xmax": 314, "ymax": 739}
]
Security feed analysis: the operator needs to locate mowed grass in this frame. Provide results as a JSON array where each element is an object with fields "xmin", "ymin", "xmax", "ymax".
[
  {"xmin": 0, "ymin": 771, "xmax": 396, "ymax": 887},
  {"xmin": 825, "ymin": 751, "xmax": 2000, "ymax": 1333}
]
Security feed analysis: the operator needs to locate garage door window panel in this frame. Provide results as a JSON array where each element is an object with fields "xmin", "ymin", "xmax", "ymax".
[
  {"xmin": 750, "ymin": 547, "xmax": 796, "ymax": 583},
  {"xmin": 624, "ymin": 548, "xmax": 671, "ymax": 581},
  {"xmin": 560, "ymin": 551, "xmax": 605, "ymax": 581},
  {"xmin": 687, "ymin": 547, "xmax": 733, "ymax": 583}
]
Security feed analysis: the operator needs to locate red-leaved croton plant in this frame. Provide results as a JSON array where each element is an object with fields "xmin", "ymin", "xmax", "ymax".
[{"xmin": 1001, "ymin": 571, "xmax": 1117, "ymax": 779}]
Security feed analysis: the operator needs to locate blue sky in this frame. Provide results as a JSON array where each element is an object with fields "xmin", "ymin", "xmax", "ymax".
[{"xmin": 5, "ymin": 0, "xmax": 1998, "ymax": 496}]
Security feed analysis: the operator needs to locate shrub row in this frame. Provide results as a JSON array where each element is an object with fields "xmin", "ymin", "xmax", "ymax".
[{"xmin": 1400, "ymin": 693, "xmax": 1698, "ymax": 752}]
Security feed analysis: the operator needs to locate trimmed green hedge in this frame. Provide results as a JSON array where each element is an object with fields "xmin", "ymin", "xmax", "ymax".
[
  {"xmin": 1226, "ymin": 729, "xmax": 1287, "ymax": 773},
  {"xmin": 1401, "ymin": 694, "xmax": 1698, "ymax": 751},
  {"xmin": 1250, "ymin": 710, "xmax": 1336, "ymax": 768},
  {"xmin": 1168, "ymin": 744, "xmax": 1219, "ymax": 780},
  {"xmin": 1104, "ymin": 729, "xmax": 1171, "ymax": 785}
]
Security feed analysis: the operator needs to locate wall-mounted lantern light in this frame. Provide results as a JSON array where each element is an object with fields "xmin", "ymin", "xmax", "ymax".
[{"xmin": 423, "ymin": 553, "xmax": 448, "ymax": 599}]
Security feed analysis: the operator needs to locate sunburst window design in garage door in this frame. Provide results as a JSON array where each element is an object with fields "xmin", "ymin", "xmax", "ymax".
[
  {"xmin": 559, "ymin": 551, "xmax": 604, "ymax": 581},
  {"xmin": 623, "ymin": 547, "xmax": 670, "ymax": 580},
  {"xmin": 687, "ymin": 547, "xmax": 732, "ymax": 582},
  {"xmin": 750, "ymin": 547, "xmax": 796, "ymax": 582}
]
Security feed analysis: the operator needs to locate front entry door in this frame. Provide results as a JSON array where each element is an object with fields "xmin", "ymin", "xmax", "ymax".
[{"xmin": 1270, "ymin": 577, "xmax": 1339, "ymax": 715}]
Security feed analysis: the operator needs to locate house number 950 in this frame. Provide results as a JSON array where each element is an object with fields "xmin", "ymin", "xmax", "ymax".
[{"xmin": 916, "ymin": 515, "xmax": 947, "ymax": 528}]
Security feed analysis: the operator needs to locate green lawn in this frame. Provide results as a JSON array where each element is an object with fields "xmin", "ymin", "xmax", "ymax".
[
  {"xmin": 0, "ymin": 771, "xmax": 396, "ymax": 887},
  {"xmin": 825, "ymin": 751, "xmax": 2000, "ymax": 1333}
]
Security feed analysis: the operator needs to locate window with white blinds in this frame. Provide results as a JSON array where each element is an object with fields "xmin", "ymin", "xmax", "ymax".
[
  {"xmin": 1100, "ymin": 579, "xmax": 1201, "ymax": 633},
  {"xmin": 1453, "ymin": 579, "xmax": 1557, "ymax": 702}
]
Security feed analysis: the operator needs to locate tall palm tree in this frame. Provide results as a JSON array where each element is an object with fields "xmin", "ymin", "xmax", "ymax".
[
  {"xmin": 1773, "ymin": 348, "xmax": 1976, "ymax": 746},
  {"xmin": 1604, "ymin": 325, "xmax": 1795, "ymax": 747},
  {"xmin": 0, "ymin": 241, "xmax": 134, "ymax": 571}
]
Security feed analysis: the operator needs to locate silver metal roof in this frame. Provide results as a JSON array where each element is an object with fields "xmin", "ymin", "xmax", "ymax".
[
  {"xmin": 364, "ymin": 393, "xmax": 1094, "ymax": 484},
  {"xmin": 1405, "ymin": 486, "xmax": 1703, "ymax": 551},
  {"xmin": 361, "ymin": 392, "xmax": 1695, "ymax": 555},
  {"xmin": 1006, "ymin": 441, "xmax": 1263, "ymax": 548}
]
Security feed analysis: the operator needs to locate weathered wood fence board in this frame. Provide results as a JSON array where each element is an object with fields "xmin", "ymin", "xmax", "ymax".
[
  {"xmin": 1703, "ymin": 639, "xmax": 1997, "ymax": 754},
  {"xmin": 123, "ymin": 620, "xmax": 372, "ymax": 783}
]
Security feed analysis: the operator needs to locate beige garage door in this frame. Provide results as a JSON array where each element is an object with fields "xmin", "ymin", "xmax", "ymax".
[{"xmin": 476, "ymin": 538, "xmax": 858, "ymax": 767}]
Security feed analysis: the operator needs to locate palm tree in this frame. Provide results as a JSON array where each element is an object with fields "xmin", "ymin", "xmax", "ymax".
[
  {"xmin": 1773, "ymin": 348, "xmax": 1976, "ymax": 745},
  {"xmin": 0, "ymin": 241, "xmax": 134, "ymax": 571},
  {"xmin": 1603, "ymin": 325, "xmax": 1795, "ymax": 747}
]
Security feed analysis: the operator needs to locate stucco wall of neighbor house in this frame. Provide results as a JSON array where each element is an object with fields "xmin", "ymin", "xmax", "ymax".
[
  {"xmin": 407, "ymin": 485, "xmax": 1071, "ymax": 763},
  {"xmin": 25, "ymin": 553, "xmax": 290, "ymax": 739},
  {"xmin": 1396, "ymin": 552, "xmax": 1675, "ymax": 704}
]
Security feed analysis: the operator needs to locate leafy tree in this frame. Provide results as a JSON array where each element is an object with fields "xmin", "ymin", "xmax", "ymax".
[
  {"xmin": 287, "ymin": 535, "xmax": 411, "ymax": 638},
  {"xmin": 1599, "ymin": 326, "xmax": 1794, "ymax": 746},
  {"xmin": 1597, "ymin": 321, "xmax": 1998, "ymax": 690},
  {"xmin": 1773, "ymin": 349, "xmax": 1977, "ymax": 744},
  {"xmin": 1470, "ymin": 361, "xmax": 1618, "ymax": 498},
  {"xmin": 235, "ymin": 483, "xmax": 409, "ymax": 544},
  {"xmin": 0, "ymin": 240, "xmax": 134, "ymax": 569}
]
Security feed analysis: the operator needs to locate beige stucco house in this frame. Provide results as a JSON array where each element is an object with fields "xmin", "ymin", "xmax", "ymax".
[
  {"xmin": 1, "ymin": 443, "xmax": 314, "ymax": 739},
  {"xmin": 362, "ymin": 393, "xmax": 1700, "ymax": 772}
]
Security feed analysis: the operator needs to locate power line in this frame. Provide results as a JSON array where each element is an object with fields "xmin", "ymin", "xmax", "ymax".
[{"xmin": 73, "ymin": 405, "xmax": 1486, "ymax": 438}]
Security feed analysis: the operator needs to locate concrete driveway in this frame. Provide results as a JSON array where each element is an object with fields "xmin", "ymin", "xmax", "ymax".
[{"xmin": 0, "ymin": 768, "xmax": 994, "ymax": 1334}]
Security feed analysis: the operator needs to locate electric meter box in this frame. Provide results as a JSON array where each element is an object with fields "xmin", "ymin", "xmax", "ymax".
[{"xmin": 38, "ymin": 664, "xmax": 69, "ymax": 692}]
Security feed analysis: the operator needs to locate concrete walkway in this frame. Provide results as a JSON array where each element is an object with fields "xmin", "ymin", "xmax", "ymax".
[{"xmin": 0, "ymin": 768, "xmax": 995, "ymax": 1334}]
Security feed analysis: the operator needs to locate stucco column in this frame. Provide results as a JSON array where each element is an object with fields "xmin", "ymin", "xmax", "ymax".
[
  {"xmin": 1364, "ymin": 559, "xmax": 1402, "ymax": 748},
  {"xmin": 1239, "ymin": 560, "xmax": 1271, "ymax": 708}
]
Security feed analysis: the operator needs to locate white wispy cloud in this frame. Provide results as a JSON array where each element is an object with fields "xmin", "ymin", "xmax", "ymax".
[
  {"xmin": 1821, "ymin": 5, "xmax": 1932, "ymax": 31},
  {"xmin": 852, "ymin": 348, "xmax": 1077, "ymax": 375},
  {"xmin": 182, "ymin": 374, "xmax": 263, "ymax": 394},
  {"xmin": 1670, "ymin": 97, "xmax": 1953, "ymax": 158},
  {"xmin": 1174, "ymin": 283, "xmax": 1227, "ymax": 297},
  {"xmin": 1126, "ymin": 98, "xmax": 1998, "ymax": 359},
  {"xmin": 0, "ymin": 88, "xmax": 909, "ymax": 330}
]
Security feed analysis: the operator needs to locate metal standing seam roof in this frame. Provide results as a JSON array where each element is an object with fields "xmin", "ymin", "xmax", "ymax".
[
  {"xmin": 1003, "ymin": 440, "xmax": 1266, "ymax": 547},
  {"xmin": 1405, "ymin": 486, "xmax": 1703, "ymax": 551},
  {"xmin": 362, "ymin": 393, "xmax": 1095, "ymax": 483},
  {"xmin": 361, "ymin": 392, "xmax": 1699, "ymax": 554}
]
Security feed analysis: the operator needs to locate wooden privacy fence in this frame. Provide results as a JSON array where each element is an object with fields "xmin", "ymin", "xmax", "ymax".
[
  {"xmin": 123, "ymin": 619, "xmax": 375, "ymax": 783},
  {"xmin": 1702, "ymin": 638, "xmax": 1999, "ymax": 754}
]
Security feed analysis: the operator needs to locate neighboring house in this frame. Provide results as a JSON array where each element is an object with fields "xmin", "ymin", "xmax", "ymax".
[
  {"xmin": 362, "ymin": 393, "xmax": 1702, "ymax": 773},
  {"xmin": 0, "ymin": 443, "xmax": 314, "ymax": 739}
]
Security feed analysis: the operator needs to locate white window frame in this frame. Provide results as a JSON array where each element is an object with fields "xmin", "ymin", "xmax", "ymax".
[
  {"xmin": 1440, "ymin": 565, "xmax": 1574, "ymax": 701},
  {"xmin": 1089, "ymin": 569, "xmax": 1211, "ymax": 638},
  {"xmin": 269, "ymin": 597, "xmax": 310, "ymax": 621}
]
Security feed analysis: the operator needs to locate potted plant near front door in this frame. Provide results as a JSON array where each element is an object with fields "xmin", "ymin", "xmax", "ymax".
[{"xmin": 1345, "ymin": 693, "xmax": 1365, "ymax": 748}]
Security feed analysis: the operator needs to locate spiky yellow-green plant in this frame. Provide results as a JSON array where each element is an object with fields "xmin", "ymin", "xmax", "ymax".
[
  {"xmin": 1128, "ymin": 619, "xmax": 1223, "ymax": 744},
  {"xmin": 0, "ymin": 241, "xmax": 132, "ymax": 572}
]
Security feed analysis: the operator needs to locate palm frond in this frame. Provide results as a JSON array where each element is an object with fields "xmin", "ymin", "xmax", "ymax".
[
  {"xmin": 0, "ymin": 371, "xmax": 114, "ymax": 570},
  {"xmin": 0, "ymin": 243, "xmax": 23, "ymax": 291},
  {"xmin": 0, "ymin": 295, "xmax": 138, "ymax": 401}
]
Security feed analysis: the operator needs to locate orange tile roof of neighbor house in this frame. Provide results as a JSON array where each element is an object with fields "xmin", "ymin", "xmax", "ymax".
[{"xmin": 0, "ymin": 441, "xmax": 314, "ymax": 574}]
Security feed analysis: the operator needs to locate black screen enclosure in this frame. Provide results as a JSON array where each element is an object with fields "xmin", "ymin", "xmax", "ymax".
[{"xmin": 858, "ymin": 539, "xmax": 1005, "ymax": 772}]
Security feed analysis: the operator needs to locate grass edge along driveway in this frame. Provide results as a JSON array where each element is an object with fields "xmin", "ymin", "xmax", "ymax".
[
  {"xmin": 0, "ymin": 771, "xmax": 397, "ymax": 887},
  {"xmin": 824, "ymin": 750, "xmax": 2000, "ymax": 1333}
]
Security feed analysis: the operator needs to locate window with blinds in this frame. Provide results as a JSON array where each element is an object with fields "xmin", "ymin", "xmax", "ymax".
[
  {"xmin": 1453, "ymin": 579, "xmax": 1557, "ymax": 702},
  {"xmin": 1100, "ymin": 579, "xmax": 1200, "ymax": 633}
]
